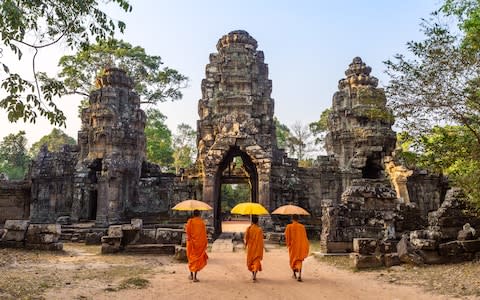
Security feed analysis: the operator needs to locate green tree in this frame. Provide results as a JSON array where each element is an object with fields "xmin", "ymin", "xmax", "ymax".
[
  {"xmin": 385, "ymin": 1, "xmax": 480, "ymax": 208},
  {"xmin": 58, "ymin": 38, "xmax": 188, "ymax": 106},
  {"xmin": 274, "ymin": 117, "xmax": 291, "ymax": 150},
  {"xmin": 309, "ymin": 108, "xmax": 330, "ymax": 147},
  {"xmin": 144, "ymin": 108, "xmax": 174, "ymax": 169},
  {"xmin": 172, "ymin": 123, "xmax": 196, "ymax": 174},
  {"xmin": 0, "ymin": 131, "xmax": 30, "ymax": 179},
  {"xmin": 29, "ymin": 128, "xmax": 76, "ymax": 157},
  {"xmin": 0, "ymin": 0, "xmax": 132, "ymax": 125}
]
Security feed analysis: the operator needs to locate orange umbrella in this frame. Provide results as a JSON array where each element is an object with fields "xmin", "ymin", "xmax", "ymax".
[
  {"xmin": 271, "ymin": 204, "xmax": 310, "ymax": 215},
  {"xmin": 172, "ymin": 199, "xmax": 212, "ymax": 211}
]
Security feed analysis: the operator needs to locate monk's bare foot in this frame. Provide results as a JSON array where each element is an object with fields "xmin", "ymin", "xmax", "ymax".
[
  {"xmin": 292, "ymin": 272, "xmax": 297, "ymax": 279},
  {"xmin": 297, "ymin": 277, "xmax": 302, "ymax": 282},
  {"xmin": 193, "ymin": 278, "xmax": 199, "ymax": 282},
  {"xmin": 188, "ymin": 274, "xmax": 193, "ymax": 280}
]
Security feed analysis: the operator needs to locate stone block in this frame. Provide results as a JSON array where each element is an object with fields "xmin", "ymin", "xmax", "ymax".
[
  {"xmin": 353, "ymin": 238, "xmax": 378, "ymax": 255},
  {"xmin": 350, "ymin": 253, "xmax": 383, "ymax": 269},
  {"xmin": 101, "ymin": 236, "xmax": 121, "ymax": 245},
  {"xmin": 124, "ymin": 244, "xmax": 176, "ymax": 255},
  {"xmin": 439, "ymin": 241, "xmax": 464, "ymax": 256},
  {"xmin": 378, "ymin": 241, "xmax": 396, "ymax": 254},
  {"xmin": 40, "ymin": 234, "xmax": 57, "ymax": 244},
  {"xmin": 4, "ymin": 220, "xmax": 30, "ymax": 231},
  {"xmin": 56, "ymin": 216, "xmax": 71, "ymax": 225},
  {"xmin": 410, "ymin": 229, "xmax": 441, "ymax": 241},
  {"xmin": 122, "ymin": 228, "xmax": 140, "ymax": 246},
  {"xmin": 459, "ymin": 240, "xmax": 480, "ymax": 253},
  {"xmin": 174, "ymin": 245, "xmax": 187, "ymax": 262},
  {"xmin": 101, "ymin": 243, "xmax": 120, "ymax": 254},
  {"xmin": 2, "ymin": 230, "xmax": 26, "ymax": 242},
  {"xmin": 85, "ymin": 232, "xmax": 104, "ymax": 245},
  {"xmin": 418, "ymin": 250, "xmax": 446, "ymax": 264},
  {"xmin": 383, "ymin": 253, "xmax": 401, "ymax": 267},
  {"xmin": 25, "ymin": 242, "xmax": 63, "ymax": 251},
  {"xmin": 155, "ymin": 228, "xmax": 183, "ymax": 244},
  {"xmin": 27, "ymin": 224, "xmax": 61, "ymax": 235},
  {"xmin": 0, "ymin": 240, "xmax": 24, "ymax": 248},
  {"xmin": 131, "ymin": 218, "xmax": 143, "ymax": 230},
  {"xmin": 107, "ymin": 225, "xmax": 123, "ymax": 238},
  {"xmin": 410, "ymin": 238, "xmax": 438, "ymax": 251},
  {"xmin": 139, "ymin": 229, "xmax": 157, "ymax": 244}
]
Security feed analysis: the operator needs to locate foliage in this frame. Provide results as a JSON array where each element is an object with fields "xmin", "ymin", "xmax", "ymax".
[
  {"xmin": 0, "ymin": 131, "xmax": 30, "ymax": 179},
  {"xmin": 29, "ymin": 128, "xmax": 76, "ymax": 157},
  {"xmin": 172, "ymin": 123, "xmax": 196, "ymax": 174},
  {"xmin": 309, "ymin": 108, "xmax": 330, "ymax": 146},
  {"xmin": 398, "ymin": 126, "xmax": 480, "ymax": 208},
  {"xmin": 0, "ymin": 0, "xmax": 132, "ymax": 125},
  {"xmin": 144, "ymin": 109, "xmax": 174, "ymax": 169},
  {"xmin": 385, "ymin": 1, "xmax": 480, "ymax": 208},
  {"xmin": 58, "ymin": 38, "xmax": 188, "ymax": 105},
  {"xmin": 220, "ymin": 184, "xmax": 251, "ymax": 212},
  {"xmin": 274, "ymin": 117, "xmax": 291, "ymax": 150}
]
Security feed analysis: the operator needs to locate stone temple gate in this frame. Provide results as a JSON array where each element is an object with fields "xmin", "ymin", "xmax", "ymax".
[
  {"xmin": 0, "ymin": 30, "xmax": 454, "ymax": 245},
  {"xmin": 197, "ymin": 30, "xmax": 276, "ymax": 233}
]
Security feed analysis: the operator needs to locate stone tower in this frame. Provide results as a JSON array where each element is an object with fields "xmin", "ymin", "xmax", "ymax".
[
  {"xmin": 196, "ymin": 30, "xmax": 276, "ymax": 232},
  {"xmin": 72, "ymin": 68, "xmax": 147, "ymax": 226},
  {"xmin": 325, "ymin": 57, "xmax": 396, "ymax": 179}
]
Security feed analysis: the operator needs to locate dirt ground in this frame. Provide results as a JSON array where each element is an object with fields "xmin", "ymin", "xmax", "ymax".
[{"xmin": 1, "ymin": 243, "xmax": 479, "ymax": 300}]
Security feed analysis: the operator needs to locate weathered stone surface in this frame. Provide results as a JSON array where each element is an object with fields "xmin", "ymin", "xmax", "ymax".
[
  {"xmin": 101, "ymin": 236, "xmax": 122, "ymax": 254},
  {"xmin": 155, "ymin": 228, "xmax": 183, "ymax": 244},
  {"xmin": 0, "ymin": 240, "xmax": 24, "ymax": 248},
  {"xmin": 457, "ymin": 223, "xmax": 476, "ymax": 241},
  {"xmin": 397, "ymin": 236, "xmax": 424, "ymax": 265},
  {"xmin": 418, "ymin": 250, "xmax": 446, "ymax": 264},
  {"xmin": 124, "ymin": 244, "xmax": 175, "ymax": 255},
  {"xmin": 378, "ymin": 240, "xmax": 397, "ymax": 254},
  {"xmin": 383, "ymin": 253, "xmax": 401, "ymax": 267},
  {"xmin": 56, "ymin": 216, "xmax": 71, "ymax": 225},
  {"xmin": 174, "ymin": 245, "xmax": 187, "ymax": 262},
  {"xmin": 4, "ymin": 220, "xmax": 30, "ymax": 231},
  {"xmin": 0, "ymin": 180, "xmax": 31, "ymax": 224},
  {"xmin": 1, "ymin": 230, "xmax": 26, "ymax": 242},
  {"xmin": 439, "ymin": 241, "xmax": 464, "ymax": 256},
  {"xmin": 350, "ymin": 253, "xmax": 383, "ymax": 269},
  {"xmin": 25, "ymin": 242, "xmax": 63, "ymax": 251},
  {"xmin": 139, "ymin": 229, "xmax": 157, "ymax": 244},
  {"xmin": 85, "ymin": 232, "xmax": 104, "ymax": 245},
  {"xmin": 458, "ymin": 240, "xmax": 480, "ymax": 253},
  {"xmin": 107, "ymin": 225, "xmax": 123, "ymax": 238},
  {"xmin": 353, "ymin": 238, "xmax": 378, "ymax": 255},
  {"xmin": 131, "ymin": 218, "xmax": 143, "ymax": 230}
]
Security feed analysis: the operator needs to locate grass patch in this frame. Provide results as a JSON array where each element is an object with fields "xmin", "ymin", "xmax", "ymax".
[{"xmin": 314, "ymin": 255, "xmax": 352, "ymax": 270}]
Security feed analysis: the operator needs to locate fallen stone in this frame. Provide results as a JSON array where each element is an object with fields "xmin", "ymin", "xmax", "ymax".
[
  {"xmin": 350, "ymin": 253, "xmax": 383, "ymax": 269},
  {"xmin": 1, "ymin": 230, "xmax": 27, "ymax": 242},
  {"xmin": 25, "ymin": 242, "xmax": 63, "ymax": 251},
  {"xmin": 459, "ymin": 240, "xmax": 480, "ymax": 253},
  {"xmin": 107, "ymin": 225, "xmax": 123, "ymax": 238},
  {"xmin": 85, "ymin": 232, "xmax": 104, "ymax": 245},
  {"xmin": 410, "ymin": 238, "xmax": 438, "ymax": 251},
  {"xmin": 383, "ymin": 253, "xmax": 401, "ymax": 267},
  {"xmin": 4, "ymin": 220, "xmax": 30, "ymax": 231},
  {"xmin": 174, "ymin": 245, "xmax": 187, "ymax": 262},
  {"xmin": 418, "ymin": 250, "xmax": 446, "ymax": 264},
  {"xmin": 131, "ymin": 218, "xmax": 143, "ymax": 230},
  {"xmin": 439, "ymin": 241, "xmax": 464, "ymax": 256},
  {"xmin": 353, "ymin": 238, "xmax": 378, "ymax": 255}
]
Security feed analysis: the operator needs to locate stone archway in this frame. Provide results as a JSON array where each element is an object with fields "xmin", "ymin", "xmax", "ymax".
[{"xmin": 213, "ymin": 146, "xmax": 258, "ymax": 234}]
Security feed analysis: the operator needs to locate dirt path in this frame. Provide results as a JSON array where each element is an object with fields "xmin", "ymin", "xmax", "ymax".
[{"xmin": 45, "ymin": 247, "xmax": 453, "ymax": 300}]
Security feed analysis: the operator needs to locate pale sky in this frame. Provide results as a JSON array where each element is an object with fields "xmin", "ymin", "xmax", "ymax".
[{"xmin": 1, "ymin": 0, "xmax": 441, "ymax": 146}]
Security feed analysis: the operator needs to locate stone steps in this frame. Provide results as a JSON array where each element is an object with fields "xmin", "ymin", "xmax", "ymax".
[{"xmin": 211, "ymin": 233, "xmax": 234, "ymax": 252}]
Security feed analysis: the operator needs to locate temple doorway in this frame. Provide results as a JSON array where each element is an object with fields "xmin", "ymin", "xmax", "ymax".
[{"xmin": 214, "ymin": 147, "xmax": 258, "ymax": 235}]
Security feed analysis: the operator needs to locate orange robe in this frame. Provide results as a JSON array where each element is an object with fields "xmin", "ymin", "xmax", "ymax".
[
  {"xmin": 245, "ymin": 223, "xmax": 264, "ymax": 272},
  {"xmin": 186, "ymin": 216, "xmax": 208, "ymax": 272},
  {"xmin": 285, "ymin": 221, "xmax": 309, "ymax": 271}
]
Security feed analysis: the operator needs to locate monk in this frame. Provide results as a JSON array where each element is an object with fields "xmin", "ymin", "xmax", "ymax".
[
  {"xmin": 284, "ymin": 214, "xmax": 309, "ymax": 282},
  {"xmin": 185, "ymin": 209, "xmax": 208, "ymax": 282},
  {"xmin": 244, "ymin": 215, "xmax": 264, "ymax": 282}
]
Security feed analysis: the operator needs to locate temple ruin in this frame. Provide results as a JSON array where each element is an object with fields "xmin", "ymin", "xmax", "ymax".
[{"xmin": 0, "ymin": 30, "xmax": 477, "ymax": 258}]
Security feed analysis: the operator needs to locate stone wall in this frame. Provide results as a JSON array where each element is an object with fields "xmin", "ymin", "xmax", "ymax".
[
  {"xmin": 0, "ymin": 180, "xmax": 30, "ymax": 224},
  {"xmin": 30, "ymin": 144, "xmax": 78, "ymax": 223}
]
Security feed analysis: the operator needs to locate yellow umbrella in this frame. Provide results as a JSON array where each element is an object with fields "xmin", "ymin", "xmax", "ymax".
[
  {"xmin": 230, "ymin": 202, "xmax": 269, "ymax": 215},
  {"xmin": 271, "ymin": 204, "xmax": 310, "ymax": 215},
  {"xmin": 172, "ymin": 199, "xmax": 213, "ymax": 211}
]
